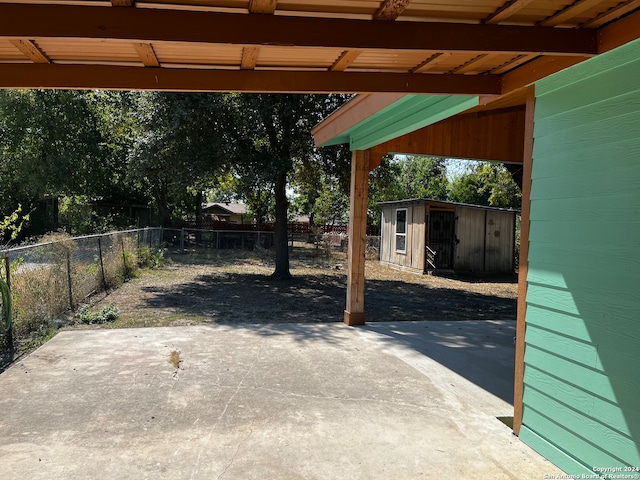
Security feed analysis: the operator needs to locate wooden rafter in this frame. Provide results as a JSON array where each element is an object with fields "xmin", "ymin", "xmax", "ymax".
[
  {"xmin": 538, "ymin": 0, "xmax": 604, "ymax": 27},
  {"xmin": 484, "ymin": 0, "xmax": 535, "ymax": 24},
  {"xmin": 0, "ymin": 64, "xmax": 502, "ymax": 94},
  {"xmin": 330, "ymin": 50, "xmax": 363, "ymax": 71},
  {"xmin": 110, "ymin": 0, "xmax": 134, "ymax": 6},
  {"xmin": 0, "ymin": 4, "xmax": 598, "ymax": 56},
  {"xmin": 249, "ymin": 0, "xmax": 277, "ymax": 14},
  {"xmin": 411, "ymin": 53, "xmax": 450, "ymax": 73},
  {"xmin": 374, "ymin": 0, "xmax": 411, "ymax": 21},
  {"xmin": 133, "ymin": 43, "xmax": 159, "ymax": 67},
  {"xmin": 582, "ymin": 0, "xmax": 640, "ymax": 27},
  {"xmin": 241, "ymin": 47, "xmax": 260, "ymax": 70},
  {"xmin": 487, "ymin": 53, "xmax": 535, "ymax": 74},
  {"xmin": 450, "ymin": 54, "xmax": 489, "ymax": 74},
  {"xmin": 9, "ymin": 39, "xmax": 50, "ymax": 64}
]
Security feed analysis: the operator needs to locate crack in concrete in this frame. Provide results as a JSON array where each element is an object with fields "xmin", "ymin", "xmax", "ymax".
[
  {"xmin": 217, "ymin": 421, "xmax": 254, "ymax": 480},
  {"xmin": 189, "ymin": 346, "xmax": 261, "ymax": 480}
]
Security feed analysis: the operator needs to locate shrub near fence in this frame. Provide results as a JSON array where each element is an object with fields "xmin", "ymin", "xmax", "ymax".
[{"xmin": 0, "ymin": 228, "xmax": 163, "ymax": 355}]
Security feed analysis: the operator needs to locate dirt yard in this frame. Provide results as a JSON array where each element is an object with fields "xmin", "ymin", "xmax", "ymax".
[{"xmin": 79, "ymin": 248, "xmax": 518, "ymax": 329}]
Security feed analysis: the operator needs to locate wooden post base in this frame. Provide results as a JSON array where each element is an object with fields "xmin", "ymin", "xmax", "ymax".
[{"xmin": 344, "ymin": 310, "xmax": 365, "ymax": 326}]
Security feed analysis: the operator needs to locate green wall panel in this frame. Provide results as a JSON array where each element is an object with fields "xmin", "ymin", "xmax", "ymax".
[{"xmin": 523, "ymin": 38, "xmax": 640, "ymax": 475}]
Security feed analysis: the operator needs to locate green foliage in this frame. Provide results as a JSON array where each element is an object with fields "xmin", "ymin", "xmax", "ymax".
[
  {"xmin": 58, "ymin": 196, "xmax": 115, "ymax": 235},
  {"xmin": 0, "ymin": 206, "xmax": 29, "ymax": 244},
  {"xmin": 138, "ymin": 246, "xmax": 166, "ymax": 269},
  {"xmin": 74, "ymin": 304, "xmax": 120, "ymax": 325},
  {"xmin": 448, "ymin": 162, "xmax": 521, "ymax": 208}
]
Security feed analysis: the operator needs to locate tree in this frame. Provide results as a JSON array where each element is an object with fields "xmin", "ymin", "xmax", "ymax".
[
  {"xmin": 448, "ymin": 161, "xmax": 521, "ymax": 208},
  {"xmin": 220, "ymin": 94, "xmax": 349, "ymax": 279},
  {"xmin": 0, "ymin": 89, "xmax": 130, "ymax": 235},
  {"xmin": 129, "ymin": 92, "xmax": 228, "ymax": 226},
  {"xmin": 400, "ymin": 155, "xmax": 449, "ymax": 200}
]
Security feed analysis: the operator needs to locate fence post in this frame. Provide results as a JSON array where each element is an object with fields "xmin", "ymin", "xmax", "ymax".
[
  {"xmin": 3, "ymin": 256, "xmax": 12, "ymax": 348},
  {"xmin": 3, "ymin": 256, "xmax": 10, "ymax": 290},
  {"xmin": 180, "ymin": 227, "xmax": 185, "ymax": 254},
  {"xmin": 121, "ymin": 237, "xmax": 129, "ymax": 279},
  {"xmin": 66, "ymin": 252, "xmax": 73, "ymax": 310},
  {"xmin": 97, "ymin": 236, "xmax": 108, "ymax": 291}
]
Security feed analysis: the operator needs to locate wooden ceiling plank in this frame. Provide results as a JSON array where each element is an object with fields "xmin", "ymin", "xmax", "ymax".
[
  {"xmin": 538, "ymin": 0, "xmax": 605, "ymax": 27},
  {"xmin": 0, "ymin": 4, "xmax": 598, "ymax": 56},
  {"xmin": 249, "ymin": 0, "xmax": 277, "ymax": 14},
  {"xmin": 0, "ymin": 64, "xmax": 502, "ymax": 95},
  {"xmin": 374, "ymin": 0, "xmax": 411, "ymax": 21},
  {"xmin": 484, "ymin": 0, "xmax": 535, "ymax": 24},
  {"xmin": 330, "ymin": 49, "xmax": 363, "ymax": 71},
  {"xmin": 583, "ymin": 0, "xmax": 640, "ymax": 27},
  {"xmin": 241, "ymin": 46, "xmax": 260, "ymax": 69},
  {"xmin": 111, "ymin": 0, "xmax": 134, "ymax": 6},
  {"xmin": 132, "ymin": 42, "xmax": 159, "ymax": 67},
  {"xmin": 9, "ymin": 39, "xmax": 50, "ymax": 64}
]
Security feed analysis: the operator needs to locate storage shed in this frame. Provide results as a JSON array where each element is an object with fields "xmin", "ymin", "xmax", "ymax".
[{"xmin": 380, "ymin": 199, "xmax": 517, "ymax": 274}]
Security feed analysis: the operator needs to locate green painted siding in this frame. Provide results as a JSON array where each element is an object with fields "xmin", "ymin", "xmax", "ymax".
[{"xmin": 523, "ymin": 39, "xmax": 640, "ymax": 475}]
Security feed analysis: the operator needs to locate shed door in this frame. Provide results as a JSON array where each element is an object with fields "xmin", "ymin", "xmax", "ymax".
[{"xmin": 429, "ymin": 211, "xmax": 455, "ymax": 269}]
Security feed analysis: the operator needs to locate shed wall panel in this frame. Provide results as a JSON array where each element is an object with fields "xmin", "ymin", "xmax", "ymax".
[
  {"xmin": 485, "ymin": 210, "xmax": 514, "ymax": 272},
  {"xmin": 523, "ymin": 38, "xmax": 640, "ymax": 475},
  {"xmin": 454, "ymin": 207, "xmax": 485, "ymax": 271}
]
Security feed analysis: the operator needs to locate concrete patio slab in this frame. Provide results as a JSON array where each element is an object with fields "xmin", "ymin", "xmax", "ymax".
[{"xmin": 0, "ymin": 321, "xmax": 560, "ymax": 479}]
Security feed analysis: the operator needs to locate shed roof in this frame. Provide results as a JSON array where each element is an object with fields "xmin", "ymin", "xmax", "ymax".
[
  {"xmin": 1, "ymin": 1, "xmax": 638, "ymax": 95},
  {"xmin": 378, "ymin": 198, "xmax": 519, "ymax": 213}
]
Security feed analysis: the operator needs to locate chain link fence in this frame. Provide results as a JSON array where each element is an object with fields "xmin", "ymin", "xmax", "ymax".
[{"xmin": 0, "ymin": 228, "xmax": 163, "ymax": 358}]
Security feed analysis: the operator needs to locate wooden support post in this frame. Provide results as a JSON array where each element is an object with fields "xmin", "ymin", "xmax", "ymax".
[
  {"xmin": 344, "ymin": 150, "xmax": 370, "ymax": 326},
  {"xmin": 513, "ymin": 86, "xmax": 535, "ymax": 435}
]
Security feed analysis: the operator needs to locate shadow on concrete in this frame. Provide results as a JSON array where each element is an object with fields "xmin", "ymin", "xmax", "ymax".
[{"xmin": 362, "ymin": 321, "xmax": 516, "ymax": 405}]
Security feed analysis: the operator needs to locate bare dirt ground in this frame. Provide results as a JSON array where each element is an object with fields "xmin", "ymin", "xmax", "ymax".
[{"xmin": 79, "ymin": 247, "xmax": 518, "ymax": 329}]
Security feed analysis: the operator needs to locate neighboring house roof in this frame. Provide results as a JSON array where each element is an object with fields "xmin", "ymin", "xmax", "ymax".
[{"xmin": 203, "ymin": 203, "xmax": 247, "ymax": 215}]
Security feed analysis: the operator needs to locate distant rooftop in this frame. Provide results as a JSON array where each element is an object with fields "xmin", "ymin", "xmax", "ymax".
[{"xmin": 203, "ymin": 203, "xmax": 247, "ymax": 215}]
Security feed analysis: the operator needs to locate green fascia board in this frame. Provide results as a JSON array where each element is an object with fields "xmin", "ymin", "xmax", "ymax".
[{"xmin": 319, "ymin": 94, "xmax": 478, "ymax": 150}]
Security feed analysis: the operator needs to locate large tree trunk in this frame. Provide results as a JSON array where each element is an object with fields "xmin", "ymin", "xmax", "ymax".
[{"xmin": 271, "ymin": 170, "xmax": 291, "ymax": 280}]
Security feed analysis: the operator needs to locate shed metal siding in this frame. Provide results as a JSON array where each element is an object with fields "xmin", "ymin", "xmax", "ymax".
[{"xmin": 522, "ymin": 39, "xmax": 640, "ymax": 475}]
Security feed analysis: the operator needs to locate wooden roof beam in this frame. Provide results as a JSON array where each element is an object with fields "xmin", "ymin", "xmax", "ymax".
[
  {"xmin": 110, "ymin": 0, "xmax": 134, "ymax": 6},
  {"xmin": 9, "ymin": 39, "xmax": 50, "ymax": 64},
  {"xmin": 249, "ymin": 0, "xmax": 277, "ymax": 14},
  {"xmin": 411, "ymin": 53, "xmax": 452, "ymax": 73},
  {"xmin": 133, "ymin": 43, "xmax": 159, "ymax": 67},
  {"xmin": 241, "ymin": 46, "xmax": 260, "ymax": 70},
  {"xmin": 484, "ymin": 0, "xmax": 535, "ymax": 24},
  {"xmin": 538, "ymin": 0, "xmax": 604, "ymax": 27},
  {"xmin": 374, "ymin": 0, "xmax": 411, "ymax": 21},
  {"xmin": 330, "ymin": 50, "xmax": 363, "ymax": 71},
  {"xmin": 582, "ymin": 0, "xmax": 640, "ymax": 27},
  {"xmin": 0, "ymin": 4, "xmax": 598, "ymax": 56},
  {"xmin": 0, "ymin": 64, "xmax": 502, "ymax": 94}
]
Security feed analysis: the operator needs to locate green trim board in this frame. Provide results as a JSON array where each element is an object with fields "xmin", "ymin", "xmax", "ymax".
[
  {"xmin": 523, "ymin": 37, "xmax": 640, "ymax": 476},
  {"xmin": 319, "ymin": 94, "xmax": 478, "ymax": 150}
]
